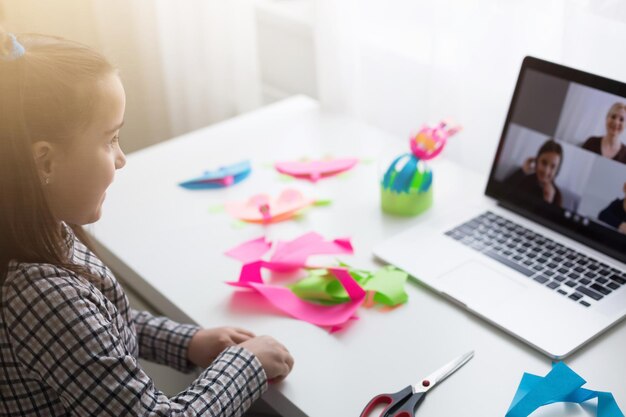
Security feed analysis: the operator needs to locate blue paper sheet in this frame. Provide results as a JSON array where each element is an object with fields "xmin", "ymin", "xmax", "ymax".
[{"xmin": 506, "ymin": 362, "xmax": 623, "ymax": 417}]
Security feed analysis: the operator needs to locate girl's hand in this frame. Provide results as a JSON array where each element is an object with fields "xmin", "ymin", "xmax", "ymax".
[
  {"xmin": 522, "ymin": 157, "xmax": 536, "ymax": 175},
  {"xmin": 240, "ymin": 335, "xmax": 294, "ymax": 383},
  {"xmin": 618, "ymin": 222, "xmax": 626, "ymax": 234},
  {"xmin": 188, "ymin": 327, "xmax": 256, "ymax": 368}
]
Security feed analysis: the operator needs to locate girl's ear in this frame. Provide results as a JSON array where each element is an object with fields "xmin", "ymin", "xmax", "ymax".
[{"xmin": 31, "ymin": 141, "xmax": 56, "ymax": 182}]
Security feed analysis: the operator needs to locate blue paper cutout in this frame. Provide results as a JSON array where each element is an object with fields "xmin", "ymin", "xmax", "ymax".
[
  {"xmin": 506, "ymin": 362, "xmax": 624, "ymax": 417},
  {"xmin": 179, "ymin": 160, "xmax": 251, "ymax": 190},
  {"xmin": 392, "ymin": 155, "xmax": 418, "ymax": 192},
  {"xmin": 381, "ymin": 153, "xmax": 432, "ymax": 194},
  {"xmin": 382, "ymin": 154, "xmax": 406, "ymax": 189}
]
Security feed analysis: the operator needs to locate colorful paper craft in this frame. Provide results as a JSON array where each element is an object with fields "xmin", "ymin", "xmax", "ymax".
[
  {"xmin": 225, "ymin": 233, "xmax": 408, "ymax": 330},
  {"xmin": 224, "ymin": 189, "xmax": 323, "ymax": 224},
  {"xmin": 228, "ymin": 262, "xmax": 365, "ymax": 330},
  {"xmin": 179, "ymin": 160, "xmax": 251, "ymax": 189},
  {"xmin": 226, "ymin": 233, "xmax": 360, "ymax": 330},
  {"xmin": 381, "ymin": 121, "xmax": 460, "ymax": 216},
  {"xmin": 275, "ymin": 158, "xmax": 358, "ymax": 182},
  {"xmin": 506, "ymin": 362, "xmax": 624, "ymax": 417}
]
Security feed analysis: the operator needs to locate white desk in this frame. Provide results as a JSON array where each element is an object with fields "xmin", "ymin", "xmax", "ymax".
[{"xmin": 90, "ymin": 96, "xmax": 626, "ymax": 417}]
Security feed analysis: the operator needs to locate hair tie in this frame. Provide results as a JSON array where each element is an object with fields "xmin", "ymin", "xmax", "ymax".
[{"xmin": 1, "ymin": 33, "xmax": 26, "ymax": 61}]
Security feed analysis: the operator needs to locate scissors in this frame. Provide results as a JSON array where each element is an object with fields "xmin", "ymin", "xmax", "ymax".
[{"xmin": 360, "ymin": 351, "xmax": 474, "ymax": 417}]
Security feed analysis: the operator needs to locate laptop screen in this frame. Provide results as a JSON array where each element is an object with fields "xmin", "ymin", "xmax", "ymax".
[{"xmin": 486, "ymin": 56, "xmax": 626, "ymax": 263}]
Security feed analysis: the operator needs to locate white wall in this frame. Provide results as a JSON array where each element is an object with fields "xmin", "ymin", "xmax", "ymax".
[{"xmin": 1, "ymin": 0, "xmax": 172, "ymax": 153}]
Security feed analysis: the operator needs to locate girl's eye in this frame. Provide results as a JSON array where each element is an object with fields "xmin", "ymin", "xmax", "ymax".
[{"xmin": 110, "ymin": 135, "xmax": 119, "ymax": 145}]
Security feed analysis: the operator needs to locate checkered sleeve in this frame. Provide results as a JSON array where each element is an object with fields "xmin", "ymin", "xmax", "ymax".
[
  {"xmin": 131, "ymin": 309, "xmax": 201, "ymax": 373},
  {"xmin": 3, "ymin": 269, "xmax": 268, "ymax": 416}
]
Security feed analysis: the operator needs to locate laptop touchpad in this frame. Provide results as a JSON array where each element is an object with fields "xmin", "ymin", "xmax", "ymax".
[{"xmin": 437, "ymin": 260, "xmax": 527, "ymax": 308}]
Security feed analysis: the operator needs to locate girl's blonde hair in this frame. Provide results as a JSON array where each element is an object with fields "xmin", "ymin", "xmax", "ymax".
[{"xmin": 0, "ymin": 29, "xmax": 116, "ymax": 283}]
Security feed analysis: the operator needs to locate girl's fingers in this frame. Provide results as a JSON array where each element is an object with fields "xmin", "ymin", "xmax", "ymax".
[
  {"xmin": 231, "ymin": 332, "xmax": 253, "ymax": 344},
  {"xmin": 285, "ymin": 352, "xmax": 295, "ymax": 371},
  {"xmin": 233, "ymin": 328, "xmax": 255, "ymax": 338}
]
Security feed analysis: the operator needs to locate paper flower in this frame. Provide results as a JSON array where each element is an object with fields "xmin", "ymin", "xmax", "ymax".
[
  {"xmin": 409, "ymin": 121, "xmax": 461, "ymax": 160},
  {"xmin": 225, "ymin": 188, "xmax": 319, "ymax": 224}
]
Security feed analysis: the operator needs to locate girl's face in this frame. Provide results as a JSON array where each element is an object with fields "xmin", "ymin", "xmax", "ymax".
[
  {"xmin": 606, "ymin": 108, "xmax": 625, "ymax": 138},
  {"xmin": 535, "ymin": 151, "xmax": 561, "ymax": 185},
  {"xmin": 47, "ymin": 73, "xmax": 126, "ymax": 225}
]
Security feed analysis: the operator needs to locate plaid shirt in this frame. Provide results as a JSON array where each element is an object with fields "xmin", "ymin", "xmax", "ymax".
[{"xmin": 0, "ymin": 226, "xmax": 267, "ymax": 416}]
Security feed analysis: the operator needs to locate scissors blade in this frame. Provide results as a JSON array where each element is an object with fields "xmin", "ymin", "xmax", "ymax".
[{"xmin": 413, "ymin": 351, "xmax": 474, "ymax": 393}]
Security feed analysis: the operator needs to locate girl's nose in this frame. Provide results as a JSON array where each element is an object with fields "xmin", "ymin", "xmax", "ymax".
[{"xmin": 116, "ymin": 151, "xmax": 127, "ymax": 170}]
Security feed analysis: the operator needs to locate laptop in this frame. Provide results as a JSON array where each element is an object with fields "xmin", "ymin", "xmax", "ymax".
[{"xmin": 374, "ymin": 56, "xmax": 626, "ymax": 359}]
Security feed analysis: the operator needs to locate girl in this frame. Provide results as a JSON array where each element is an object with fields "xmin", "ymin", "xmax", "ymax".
[
  {"xmin": 0, "ymin": 30, "xmax": 293, "ymax": 416},
  {"xmin": 503, "ymin": 139, "xmax": 564, "ymax": 207}
]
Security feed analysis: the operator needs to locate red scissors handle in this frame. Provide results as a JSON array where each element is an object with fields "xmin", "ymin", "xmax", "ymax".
[{"xmin": 360, "ymin": 386, "xmax": 415, "ymax": 417}]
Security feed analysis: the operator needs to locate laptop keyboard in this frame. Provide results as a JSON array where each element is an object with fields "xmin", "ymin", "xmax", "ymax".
[{"xmin": 444, "ymin": 211, "xmax": 625, "ymax": 307}]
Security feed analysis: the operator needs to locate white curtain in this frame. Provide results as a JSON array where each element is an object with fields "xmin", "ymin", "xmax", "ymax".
[
  {"xmin": 94, "ymin": 0, "xmax": 262, "ymax": 143},
  {"xmin": 1, "ymin": 0, "xmax": 262, "ymax": 150},
  {"xmin": 7, "ymin": 0, "xmax": 626, "ymax": 164},
  {"xmin": 150, "ymin": 0, "xmax": 261, "ymax": 137},
  {"xmin": 314, "ymin": 0, "xmax": 626, "ymax": 175}
]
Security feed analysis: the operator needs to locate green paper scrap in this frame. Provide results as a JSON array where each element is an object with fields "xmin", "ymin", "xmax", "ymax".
[
  {"xmin": 290, "ymin": 266, "xmax": 408, "ymax": 307},
  {"xmin": 362, "ymin": 267, "xmax": 409, "ymax": 306},
  {"xmin": 208, "ymin": 204, "xmax": 224, "ymax": 213},
  {"xmin": 231, "ymin": 220, "xmax": 248, "ymax": 229},
  {"xmin": 292, "ymin": 213, "xmax": 307, "ymax": 222},
  {"xmin": 289, "ymin": 270, "xmax": 349, "ymax": 305},
  {"xmin": 278, "ymin": 174, "xmax": 295, "ymax": 182},
  {"xmin": 336, "ymin": 172, "xmax": 352, "ymax": 180},
  {"xmin": 409, "ymin": 169, "xmax": 424, "ymax": 191},
  {"xmin": 313, "ymin": 199, "xmax": 332, "ymax": 206}
]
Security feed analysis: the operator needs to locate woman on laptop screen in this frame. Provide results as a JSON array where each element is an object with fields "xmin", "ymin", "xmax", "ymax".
[
  {"xmin": 581, "ymin": 102, "xmax": 626, "ymax": 164},
  {"xmin": 503, "ymin": 139, "xmax": 563, "ymax": 208}
]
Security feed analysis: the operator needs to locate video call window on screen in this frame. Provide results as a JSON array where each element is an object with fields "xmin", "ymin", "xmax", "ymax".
[{"xmin": 493, "ymin": 69, "xmax": 626, "ymax": 236}]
